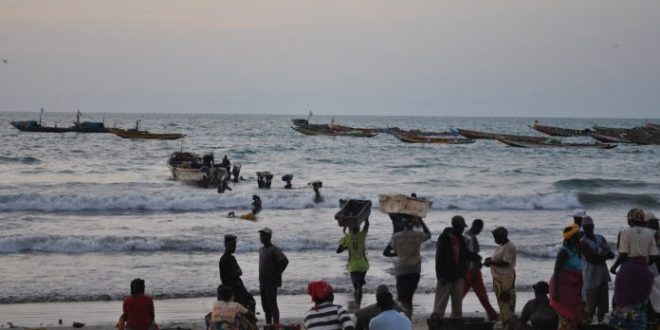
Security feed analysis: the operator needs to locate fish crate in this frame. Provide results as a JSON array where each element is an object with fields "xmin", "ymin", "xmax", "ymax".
[
  {"xmin": 378, "ymin": 194, "xmax": 432, "ymax": 218},
  {"xmin": 427, "ymin": 316, "xmax": 493, "ymax": 330},
  {"xmin": 335, "ymin": 199, "xmax": 372, "ymax": 228}
]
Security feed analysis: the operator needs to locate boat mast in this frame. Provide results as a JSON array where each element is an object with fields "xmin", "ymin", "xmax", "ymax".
[{"xmin": 39, "ymin": 108, "xmax": 44, "ymax": 125}]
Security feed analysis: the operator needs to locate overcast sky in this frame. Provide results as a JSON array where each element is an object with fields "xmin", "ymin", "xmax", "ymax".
[{"xmin": 1, "ymin": 1, "xmax": 659, "ymax": 118}]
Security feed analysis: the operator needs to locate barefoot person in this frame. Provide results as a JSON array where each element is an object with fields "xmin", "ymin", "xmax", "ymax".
[
  {"xmin": 484, "ymin": 227, "xmax": 516, "ymax": 330},
  {"xmin": 433, "ymin": 215, "xmax": 480, "ymax": 318},
  {"xmin": 462, "ymin": 219, "xmax": 498, "ymax": 321},
  {"xmin": 258, "ymin": 228, "xmax": 288, "ymax": 326},
  {"xmin": 578, "ymin": 216, "xmax": 614, "ymax": 323},
  {"xmin": 550, "ymin": 224, "xmax": 585, "ymax": 330},
  {"xmin": 337, "ymin": 219, "xmax": 369, "ymax": 308},
  {"xmin": 383, "ymin": 218, "xmax": 431, "ymax": 317},
  {"xmin": 609, "ymin": 208, "xmax": 658, "ymax": 330}
]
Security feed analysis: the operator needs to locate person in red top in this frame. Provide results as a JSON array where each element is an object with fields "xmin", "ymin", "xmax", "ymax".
[{"xmin": 120, "ymin": 279, "xmax": 156, "ymax": 330}]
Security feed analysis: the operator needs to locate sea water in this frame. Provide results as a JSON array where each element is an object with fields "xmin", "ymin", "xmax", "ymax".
[{"xmin": 0, "ymin": 112, "xmax": 658, "ymax": 304}]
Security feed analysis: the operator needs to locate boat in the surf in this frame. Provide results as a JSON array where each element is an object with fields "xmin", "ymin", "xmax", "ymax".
[
  {"xmin": 10, "ymin": 109, "xmax": 109, "ymax": 133},
  {"xmin": 108, "ymin": 128, "xmax": 186, "ymax": 140},
  {"xmin": 167, "ymin": 152, "xmax": 228, "ymax": 187},
  {"xmin": 383, "ymin": 127, "xmax": 455, "ymax": 138},
  {"xmin": 291, "ymin": 125, "xmax": 378, "ymax": 137},
  {"xmin": 495, "ymin": 137, "xmax": 617, "ymax": 149},
  {"xmin": 590, "ymin": 131, "xmax": 629, "ymax": 143},
  {"xmin": 456, "ymin": 128, "xmax": 547, "ymax": 142},
  {"xmin": 108, "ymin": 121, "xmax": 185, "ymax": 140},
  {"xmin": 621, "ymin": 127, "xmax": 660, "ymax": 145},
  {"xmin": 531, "ymin": 121, "xmax": 592, "ymax": 137},
  {"xmin": 396, "ymin": 134, "xmax": 474, "ymax": 144}
]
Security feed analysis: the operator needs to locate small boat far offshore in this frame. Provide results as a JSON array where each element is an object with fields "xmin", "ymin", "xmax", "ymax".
[{"xmin": 108, "ymin": 128, "xmax": 186, "ymax": 140}]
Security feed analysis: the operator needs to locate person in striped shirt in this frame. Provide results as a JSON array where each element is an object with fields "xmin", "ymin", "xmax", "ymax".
[{"xmin": 303, "ymin": 281, "xmax": 355, "ymax": 330}]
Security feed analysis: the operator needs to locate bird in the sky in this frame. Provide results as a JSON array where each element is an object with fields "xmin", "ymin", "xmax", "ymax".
[{"xmin": 1, "ymin": 59, "xmax": 8, "ymax": 64}]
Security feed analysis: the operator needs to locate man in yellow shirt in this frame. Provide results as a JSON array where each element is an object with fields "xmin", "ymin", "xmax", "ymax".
[{"xmin": 337, "ymin": 219, "xmax": 370, "ymax": 308}]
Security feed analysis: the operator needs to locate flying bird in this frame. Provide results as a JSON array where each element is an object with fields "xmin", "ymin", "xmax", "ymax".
[{"xmin": 1, "ymin": 59, "xmax": 8, "ymax": 64}]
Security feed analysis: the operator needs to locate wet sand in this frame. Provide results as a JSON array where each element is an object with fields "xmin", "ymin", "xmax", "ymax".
[{"xmin": 0, "ymin": 292, "xmax": 535, "ymax": 329}]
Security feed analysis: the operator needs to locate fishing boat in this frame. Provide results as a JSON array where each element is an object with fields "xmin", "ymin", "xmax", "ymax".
[
  {"xmin": 495, "ymin": 137, "xmax": 617, "ymax": 149},
  {"xmin": 167, "ymin": 152, "xmax": 227, "ymax": 187},
  {"xmin": 590, "ymin": 132, "xmax": 628, "ymax": 143},
  {"xmin": 531, "ymin": 121, "xmax": 591, "ymax": 137},
  {"xmin": 396, "ymin": 134, "xmax": 474, "ymax": 144},
  {"xmin": 10, "ymin": 109, "xmax": 109, "ymax": 133},
  {"xmin": 291, "ymin": 118, "xmax": 379, "ymax": 134},
  {"xmin": 621, "ymin": 127, "xmax": 660, "ymax": 145},
  {"xmin": 456, "ymin": 128, "xmax": 547, "ymax": 142},
  {"xmin": 108, "ymin": 128, "xmax": 185, "ymax": 140},
  {"xmin": 384, "ymin": 127, "xmax": 455, "ymax": 138},
  {"xmin": 291, "ymin": 126, "xmax": 378, "ymax": 137}
]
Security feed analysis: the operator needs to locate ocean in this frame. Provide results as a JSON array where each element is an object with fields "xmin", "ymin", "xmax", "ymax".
[{"xmin": 1, "ymin": 112, "xmax": 658, "ymax": 305}]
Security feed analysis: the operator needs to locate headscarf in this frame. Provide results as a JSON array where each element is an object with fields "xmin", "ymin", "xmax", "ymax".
[
  {"xmin": 563, "ymin": 224, "xmax": 580, "ymax": 240},
  {"xmin": 307, "ymin": 281, "xmax": 333, "ymax": 310},
  {"xmin": 628, "ymin": 208, "xmax": 646, "ymax": 223}
]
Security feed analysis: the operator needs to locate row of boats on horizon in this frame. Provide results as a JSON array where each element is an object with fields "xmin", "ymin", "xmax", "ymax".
[{"xmin": 7, "ymin": 109, "xmax": 660, "ymax": 147}]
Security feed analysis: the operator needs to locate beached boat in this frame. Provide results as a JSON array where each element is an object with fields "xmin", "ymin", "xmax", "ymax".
[
  {"xmin": 396, "ymin": 134, "xmax": 474, "ymax": 144},
  {"xmin": 531, "ymin": 121, "xmax": 591, "ymax": 137},
  {"xmin": 108, "ymin": 128, "xmax": 185, "ymax": 140},
  {"xmin": 496, "ymin": 137, "xmax": 617, "ymax": 149},
  {"xmin": 11, "ymin": 109, "xmax": 109, "ymax": 133},
  {"xmin": 167, "ymin": 152, "xmax": 227, "ymax": 187},
  {"xmin": 456, "ymin": 128, "xmax": 547, "ymax": 142}
]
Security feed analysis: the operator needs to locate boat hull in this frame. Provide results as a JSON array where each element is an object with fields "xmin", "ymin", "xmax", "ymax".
[{"xmin": 108, "ymin": 128, "xmax": 185, "ymax": 140}]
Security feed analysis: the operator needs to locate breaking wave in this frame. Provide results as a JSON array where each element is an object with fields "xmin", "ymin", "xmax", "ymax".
[
  {"xmin": 0, "ymin": 190, "xmax": 584, "ymax": 212},
  {"xmin": 578, "ymin": 192, "xmax": 659, "ymax": 208},
  {"xmin": 555, "ymin": 178, "xmax": 660, "ymax": 190},
  {"xmin": 0, "ymin": 234, "xmax": 336, "ymax": 254},
  {"xmin": 0, "ymin": 156, "xmax": 41, "ymax": 164}
]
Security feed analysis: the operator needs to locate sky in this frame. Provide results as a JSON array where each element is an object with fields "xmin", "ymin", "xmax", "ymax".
[{"xmin": 1, "ymin": 1, "xmax": 659, "ymax": 118}]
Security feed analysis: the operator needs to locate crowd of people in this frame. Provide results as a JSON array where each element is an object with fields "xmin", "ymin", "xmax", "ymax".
[{"xmin": 116, "ymin": 207, "xmax": 660, "ymax": 330}]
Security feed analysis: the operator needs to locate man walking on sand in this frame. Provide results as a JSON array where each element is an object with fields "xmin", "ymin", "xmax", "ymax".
[
  {"xmin": 258, "ymin": 228, "xmax": 289, "ymax": 326},
  {"xmin": 463, "ymin": 219, "xmax": 498, "ymax": 321},
  {"xmin": 383, "ymin": 217, "xmax": 431, "ymax": 317},
  {"xmin": 433, "ymin": 215, "xmax": 480, "ymax": 318}
]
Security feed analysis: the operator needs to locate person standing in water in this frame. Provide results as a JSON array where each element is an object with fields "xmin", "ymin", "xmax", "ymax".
[{"xmin": 337, "ymin": 219, "xmax": 370, "ymax": 308}]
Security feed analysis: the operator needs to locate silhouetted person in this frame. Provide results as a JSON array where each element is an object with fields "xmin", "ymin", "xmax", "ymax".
[
  {"xmin": 258, "ymin": 228, "xmax": 288, "ymax": 325},
  {"xmin": 219, "ymin": 235, "xmax": 255, "ymax": 314}
]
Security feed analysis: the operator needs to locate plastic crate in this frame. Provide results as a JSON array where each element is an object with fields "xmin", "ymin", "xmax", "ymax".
[
  {"xmin": 335, "ymin": 199, "xmax": 372, "ymax": 227},
  {"xmin": 379, "ymin": 194, "xmax": 432, "ymax": 218}
]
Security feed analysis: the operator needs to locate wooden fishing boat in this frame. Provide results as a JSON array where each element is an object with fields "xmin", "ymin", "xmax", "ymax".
[
  {"xmin": 291, "ymin": 126, "xmax": 378, "ymax": 137},
  {"xmin": 108, "ymin": 128, "xmax": 185, "ymax": 140},
  {"xmin": 590, "ymin": 132, "xmax": 628, "ymax": 143},
  {"xmin": 592, "ymin": 126, "xmax": 635, "ymax": 134},
  {"xmin": 167, "ymin": 152, "xmax": 227, "ymax": 187},
  {"xmin": 531, "ymin": 121, "xmax": 591, "ymax": 137},
  {"xmin": 495, "ymin": 137, "xmax": 617, "ymax": 149},
  {"xmin": 622, "ymin": 128, "xmax": 660, "ymax": 145},
  {"xmin": 646, "ymin": 122, "xmax": 660, "ymax": 131},
  {"xmin": 11, "ymin": 109, "xmax": 109, "ymax": 133},
  {"xmin": 384, "ymin": 127, "xmax": 455, "ymax": 138},
  {"xmin": 397, "ymin": 134, "xmax": 475, "ymax": 144},
  {"xmin": 291, "ymin": 118, "xmax": 379, "ymax": 134},
  {"xmin": 456, "ymin": 128, "xmax": 547, "ymax": 142}
]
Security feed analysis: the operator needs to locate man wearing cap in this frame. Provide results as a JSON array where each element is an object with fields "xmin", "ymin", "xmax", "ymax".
[
  {"xmin": 383, "ymin": 217, "xmax": 432, "ymax": 317},
  {"xmin": 219, "ymin": 234, "xmax": 256, "ymax": 315},
  {"xmin": 354, "ymin": 285, "xmax": 406, "ymax": 330},
  {"xmin": 519, "ymin": 281, "xmax": 558, "ymax": 330},
  {"xmin": 258, "ymin": 228, "xmax": 289, "ymax": 326},
  {"xmin": 462, "ymin": 219, "xmax": 498, "ymax": 321},
  {"xmin": 578, "ymin": 216, "xmax": 613, "ymax": 323},
  {"xmin": 303, "ymin": 281, "xmax": 355, "ymax": 330},
  {"xmin": 572, "ymin": 209, "xmax": 587, "ymax": 227},
  {"xmin": 433, "ymin": 215, "xmax": 480, "ymax": 318}
]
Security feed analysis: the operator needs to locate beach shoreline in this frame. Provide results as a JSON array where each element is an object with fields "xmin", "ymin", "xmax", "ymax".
[{"xmin": 0, "ymin": 292, "xmax": 537, "ymax": 329}]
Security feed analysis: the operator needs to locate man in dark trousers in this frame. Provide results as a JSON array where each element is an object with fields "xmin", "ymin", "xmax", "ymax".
[
  {"xmin": 218, "ymin": 234, "xmax": 255, "ymax": 314},
  {"xmin": 258, "ymin": 227, "xmax": 289, "ymax": 326},
  {"xmin": 433, "ymin": 215, "xmax": 480, "ymax": 318}
]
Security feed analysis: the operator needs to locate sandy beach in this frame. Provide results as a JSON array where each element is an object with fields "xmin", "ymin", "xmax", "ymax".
[{"xmin": 0, "ymin": 292, "xmax": 538, "ymax": 329}]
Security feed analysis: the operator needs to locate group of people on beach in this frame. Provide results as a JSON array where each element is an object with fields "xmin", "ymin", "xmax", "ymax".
[{"xmin": 117, "ymin": 206, "xmax": 660, "ymax": 330}]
